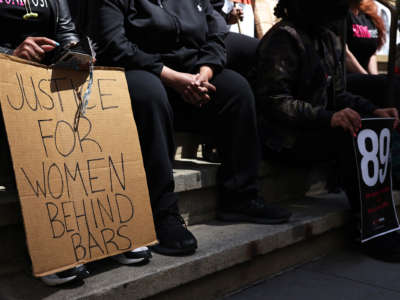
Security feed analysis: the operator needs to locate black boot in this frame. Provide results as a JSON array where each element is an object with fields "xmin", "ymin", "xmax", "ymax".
[
  {"xmin": 217, "ymin": 197, "xmax": 292, "ymax": 224},
  {"xmin": 151, "ymin": 209, "xmax": 198, "ymax": 256}
]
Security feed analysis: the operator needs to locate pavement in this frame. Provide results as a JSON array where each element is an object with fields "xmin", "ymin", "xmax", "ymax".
[{"xmin": 224, "ymin": 246, "xmax": 400, "ymax": 300}]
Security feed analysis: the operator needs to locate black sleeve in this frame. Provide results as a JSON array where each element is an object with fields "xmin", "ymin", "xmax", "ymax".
[
  {"xmin": 255, "ymin": 27, "xmax": 335, "ymax": 127},
  {"xmin": 95, "ymin": 0, "xmax": 164, "ymax": 76},
  {"xmin": 335, "ymin": 90, "xmax": 378, "ymax": 116},
  {"xmin": 0, "ymin": 46, "xmax": 13, "ymax": 55},
  {"xmin": 195, "ymin": 0, "xmax": 227, "ymax": 73},
  {"xmin": 54, "ymin": 0, "xmax": 80, "ymax": 47}
]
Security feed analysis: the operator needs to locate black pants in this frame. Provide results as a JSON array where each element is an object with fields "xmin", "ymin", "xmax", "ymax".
[
  {"xmin": 347, "ymin": 73, "xmax": 400, "ymax": 108},
  {"xmin": 267, "ymin": 129, "xmax": 360, "ymax": 211},
  {"xmin": 125, "ymin": 69, "xmax": 261, "ymax": 216},
  {"xmin": 225, "ymin": 32, "xmax": 259, "ymax": 79}
]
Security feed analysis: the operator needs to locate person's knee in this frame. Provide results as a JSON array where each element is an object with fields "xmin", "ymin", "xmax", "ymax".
[
  {"xmin": 215, "ymin": 69, "xmax": 256, "ymax": 110},
  {"xmin": 125, "ymin": 70, "xmax": 171, "ymax": 115}
]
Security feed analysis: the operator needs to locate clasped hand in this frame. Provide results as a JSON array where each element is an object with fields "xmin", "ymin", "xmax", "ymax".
[{"xmin": 161, "ymin": 66, "xmax": 216, "ymax": 107}]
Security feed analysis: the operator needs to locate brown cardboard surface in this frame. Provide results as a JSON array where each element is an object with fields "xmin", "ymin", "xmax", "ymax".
[{"xmin": 0, "ymin": 54, "xmax": 157, "ymax": 277}]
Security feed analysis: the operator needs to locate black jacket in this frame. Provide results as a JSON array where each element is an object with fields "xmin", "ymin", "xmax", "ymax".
[
  {"xmin": 254, "ymin": 21, "xmax": 377, "ymax": 151},
  {"xmin": 0, "ymin": 0, "xmax": 80, "ymax": 55},
  {"xmin": 210, "ymin": 0, "xmax": 224, "ymax": 13},
  {"xmin": 94, "ymin": 0, "xmax": 227, "ymax": 76}
]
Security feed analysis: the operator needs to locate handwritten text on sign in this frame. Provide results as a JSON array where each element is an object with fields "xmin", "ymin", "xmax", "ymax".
[{"xmin": 0, "ymin": 56, "xmax": 156, "ymax": 276}]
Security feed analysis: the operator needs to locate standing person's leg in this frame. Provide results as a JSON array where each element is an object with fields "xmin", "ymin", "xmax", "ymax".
[
  {"xmin": 125, "ymin": 70, "xmax": 197, "ymax": 255},
  {"xmin": 173, "ymin": 69, "xmax": 291, "ymax": 224}
]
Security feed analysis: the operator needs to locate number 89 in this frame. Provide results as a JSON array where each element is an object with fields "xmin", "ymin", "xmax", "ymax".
[{"xmin": 357, "ymin": 128, "xmax": 391, "ymax": 187}]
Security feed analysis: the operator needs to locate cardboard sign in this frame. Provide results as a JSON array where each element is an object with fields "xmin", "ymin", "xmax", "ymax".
[
  {"xmin": 0, "ymin": 54, "xmax": 157, "ymax": 277},
  {"xmin": 353, "ymin": 118, "xmax": 400, "ymax": 243}
]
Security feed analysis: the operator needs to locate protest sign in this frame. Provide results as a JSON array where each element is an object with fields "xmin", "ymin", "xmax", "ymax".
[
  {"xmin": 0, "ymin": 54, "xmax": 157, "ymax": 277},
  {"xmin": 353, "ymin": 118, "xmax": 400, "ymax": 243}
]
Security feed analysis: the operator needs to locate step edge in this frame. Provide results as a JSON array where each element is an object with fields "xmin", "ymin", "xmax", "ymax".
[{"xmin": 74, "ymin": 209, "xmax": 352, "ymax": 300}]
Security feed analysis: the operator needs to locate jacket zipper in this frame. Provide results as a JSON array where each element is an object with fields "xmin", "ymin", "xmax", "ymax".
[{"xmin": 159, "ymin": 0, "xmax": 181, "ymax": 44}]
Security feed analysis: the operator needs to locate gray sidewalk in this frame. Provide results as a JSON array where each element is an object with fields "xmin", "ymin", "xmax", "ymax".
[{"xmin": 225, "ymin": 247, "xmax": 400, "ymax": 300}]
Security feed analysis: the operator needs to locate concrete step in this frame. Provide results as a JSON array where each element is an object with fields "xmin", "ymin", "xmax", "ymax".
[{"xmin": 0, "ymin": 193, "xmax": 356, "ymax": 300}]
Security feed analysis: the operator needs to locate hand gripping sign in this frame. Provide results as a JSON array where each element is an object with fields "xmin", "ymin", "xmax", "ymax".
[{"xmin": 353, "ymin": 118, "xmax": 400, "ymax": 243}]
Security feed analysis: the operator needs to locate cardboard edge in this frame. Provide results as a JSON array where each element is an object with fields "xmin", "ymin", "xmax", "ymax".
[
  {"xmin": 0, "ymin": 53, "xmax": 125, "ymax": 72},
  {"xmin": 33, "ymin": 238, "xmax": 159, "ymax": 277}
]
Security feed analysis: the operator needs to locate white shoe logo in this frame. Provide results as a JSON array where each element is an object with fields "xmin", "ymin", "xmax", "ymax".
[{"xmin": 197, "ymin": 4, "xmax": 202, "ymax": 11}]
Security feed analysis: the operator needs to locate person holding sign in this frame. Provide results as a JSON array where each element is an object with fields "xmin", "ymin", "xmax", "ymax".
[
  {"xmin": 253, "ymin": 0, "xmax": 400, "ymax": 261},
  {"xmin": 0, "ymin": 0, "xmax": 152, "ymax": 286},
  {"xmin": 94, "ymin": 0, "xmax": 292, "ymax": 256}
]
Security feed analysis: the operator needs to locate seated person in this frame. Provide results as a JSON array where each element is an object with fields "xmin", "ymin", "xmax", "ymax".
[
  {"xmin": 345, "ymin": 0, "xmax": 400, "ymax": 108},
  {"xmin": 93, "ymin": 0, "xmax": 292, "ymax": 256},
  {"xmin": 253, "ymin": 0, "xmax": 400, "ymax": 260},
  {"xmin": 0, "ymin": 0, "xmax": 150, "ymax": 286}
]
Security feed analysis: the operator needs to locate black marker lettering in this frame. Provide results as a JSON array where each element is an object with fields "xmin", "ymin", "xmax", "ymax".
[
  {"xmin": 21, "ymin": 163, "xmax": 47, "ymax": 198},
  {"xmin": 46, "ymin": 202, "xmax": 65, "ymax": 238},
  {"xmin": 38, "ymin": 79, "xmax": 55, "ymax": 110},
  {"xmin": 71, "ymin": 233, "xmax": 86, "ymax": 261},
  {"xmin": 37, "ymin": 119, "xmax": 53, "ymax": 157},
  {"xmin": 47, "ymin": 163, "xmax": 64, "ymax": 200},
  {"xmin": 98, "ymin": 79, "xmax": 118, "ymax": 110},
  {"xmin": 87, "ymin": 158, "xmax": 106, "ymax": 194},
  {"xmin": 64, "ymin": 162, "xmax": 88, "ymax": 199},
  {"xmin": 109, "ymin": 153, "xmax": 126, "ymax": 192},
  {"xmin": 115, "ymin": 193, "xmax": 134, "ymax": 224}
]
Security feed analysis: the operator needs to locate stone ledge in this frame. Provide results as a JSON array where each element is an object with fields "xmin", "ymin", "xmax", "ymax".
[{"xmin": 0, "ymin": 193, "xmax": 353, "ymax": 300}]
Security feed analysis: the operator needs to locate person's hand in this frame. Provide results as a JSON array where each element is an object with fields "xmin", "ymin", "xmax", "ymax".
[
  {"xmin": 13, "ymin": 37, "xmax": 58, "ymax": 62},
  {"xmin": 331, "ymin": 108, "xmax": 362, "ymax": 137},
  {"xmin": 192, "ymin": 66, "xmax": 216, "ymax": 106},
  {"xmin": 373, "ymin": 108, "xmax": 399, "ymax": 129},
  {"xmin": 161, "ymin": 66, "xmax": 205, "ymax": 105},
  {"xmin": 227, "ymin": 6, "xmax": 244, "ymax": 25}
]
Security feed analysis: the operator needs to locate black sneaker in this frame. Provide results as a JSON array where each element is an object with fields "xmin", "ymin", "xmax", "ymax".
[
  {"xmin": 362, "ymin": 231, "xmax": 400, "ymax": 262},
  {"xmin": 217, "ymin": 197, "xmax": 292, "ymax": 224},
  {"xmin": 151, "ymin": 210, "xmax": 197, "ymax": 256},
  {"xmin": 112, "ymin": 246, "xmax": 152, "ymax": 265},
  {"xmin": 40, "ymin": 264, "xmax": 90, "ymax": 286}
]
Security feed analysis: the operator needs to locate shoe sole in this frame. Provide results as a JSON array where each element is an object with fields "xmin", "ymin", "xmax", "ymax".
[
  {"xmin": 111, "ymin": 250, "xmax": 152, "ymax": 265},
  {"xmin": 40, "ymin": 275, "xmax": 79, "ymax": 287},
  {"xmin": 111, "ymin": 255, "xmax": 151, "ymax": 265},
  {"xmin": 150, "ymin": 244, "xmax": 197, "ymax": 256},
  {"xmin": 217, "ymin": 212, "xmax": 291, "ymax": 224}
]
